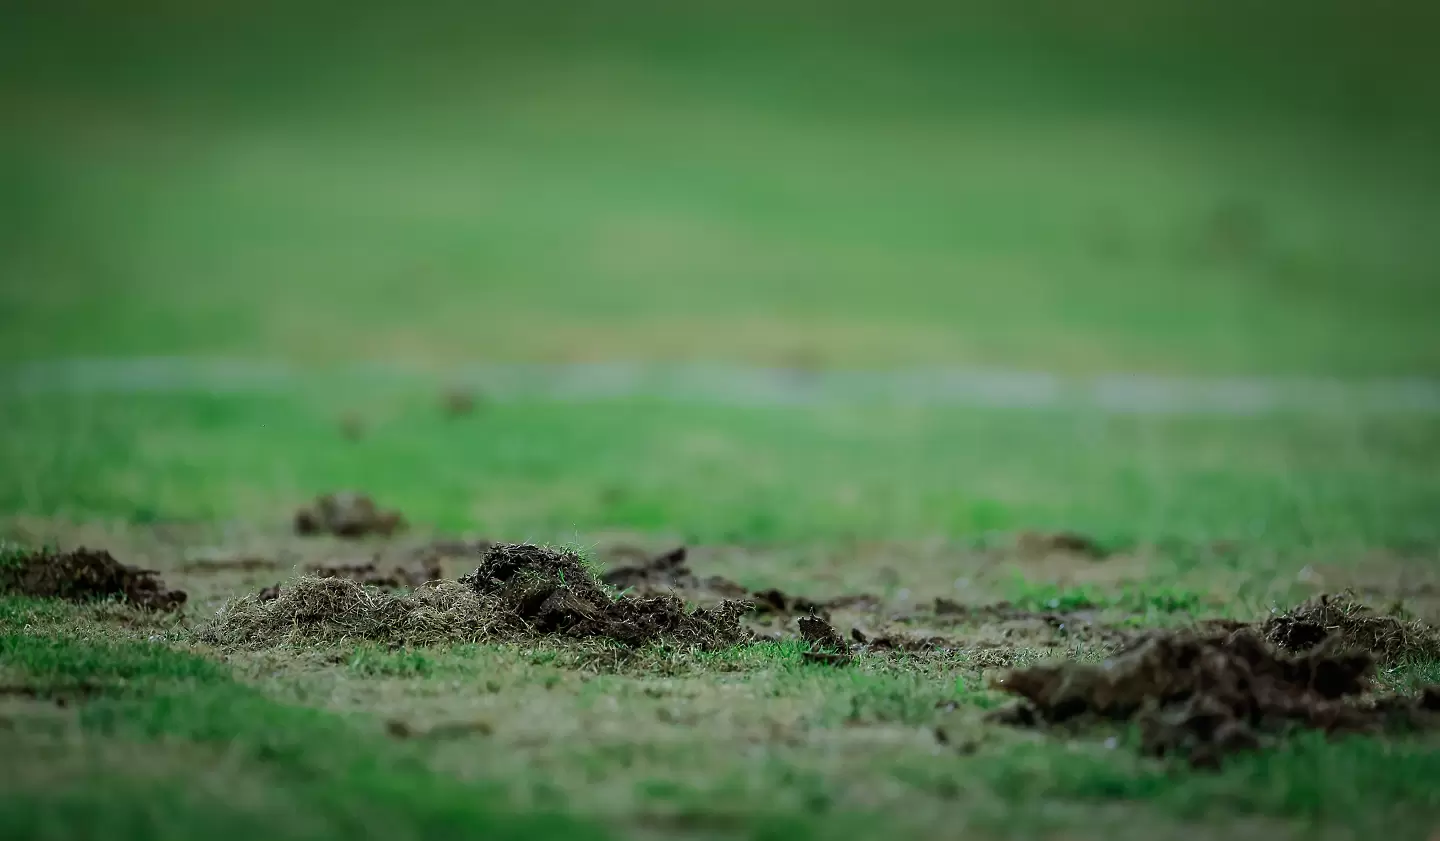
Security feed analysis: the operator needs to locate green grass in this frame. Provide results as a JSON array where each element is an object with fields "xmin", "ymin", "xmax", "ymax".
[
  {"xmin": 0, "ymin": 605, "xmax": 610, "ymax": 841},
  {"xmin": 2, "ymin": 1, "xmax": 1438, "ymax": 374},
  {"xmin": 3, "ymin": 3, "xmax": 1440, "ymax": 838},
  {"xmin": 5, "ymin": 599, "xmax": 1438, "ymax": 841},
  {"xmin": 3, "ymin": 391, "xmax": 1438, "ymax": 551}
]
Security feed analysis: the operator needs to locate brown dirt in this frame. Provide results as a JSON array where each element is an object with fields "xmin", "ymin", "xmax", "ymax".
[
  {"xmin": 797, "ymin": 614, "xmax": 848, "ymax": 651},
  {"xmin": 177, "ymin": 556, "xmax": 281, "ymax": 574},
  {"xmin": 1262, "ymin": 593, "xmax": 1440, "ymax": 664},
  {"xmin": 991, "ymin": 626, "xmax": 1437, "ymax": 768},
  {"xmin": 197, "ymin": 542, "xmax": 756, "ymax": 651},
  {"xmin": 599, "ymin": 545, "xmax": 874, "ymax": 618},
  {"xmin": 441, "ymin": 389, "xmax": 480, "ymax": 417},
  {"xmin": 307, "ymin": 556, "xmax": 442, "ymax": 590},
  {"xmin": 339, "ymin": 414, "xmax": 366, "ymax": 441},
  {"xmin": 1016, "ymin": 530, "xmax": 1108, "ymax": 559},
  {"xmin": 600, "ymin": 546, "xmax": 694, "ymax": 591},
  {"xmin": 461, "ymin": 543, "xmax": 750, "ymax": 648},
  {"xmin": 294, "ymin": 493, "xmax": 406, "ymax": 539},
  {"xmin": 0, "ymin": 547, "xmax": 186, "ymax": 611}
]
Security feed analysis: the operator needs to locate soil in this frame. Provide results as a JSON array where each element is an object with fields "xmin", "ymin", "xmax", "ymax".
[
  {"xmin": 307, "ymin": 557, "xmax": 442, "ymax": 590},
  {"xmin": 598, "ymin": 545, "xmax": 866, "ymax": 615},
  {"xmin": 797, "ymin": 614, "xmax": 848, "ymax": 651},
  {"xmin": 294, "ymin": 493, "xmax": 406, "ymax": 539},
  {"xmin": 0, "ymin": 547, "xmax": 186, "ymax": 611},
  {"xmin": 1262, "ymin": 592, "xmax": 1440, "ymax": 664},
  {"xmin": 459, "ymin": 543, "xmax": 752, "ymax": 649},
  {"xmin": 1016, "ymin": 530, "xmax": 1108, "ymax": 559},
  {"xmin": 600, "ymin": 546, "xmax": 693, "ymax": 591},
  {"xmin": 177, "ymin": 556, "xmax": 281, "ymax": 573},
  {"xmin": 992, "ymin": 626, "xmax": 1437, "ymax": 768},
  {"xmin": 441, "ymin": 389, "xmax": 480, "ymax": 417}
]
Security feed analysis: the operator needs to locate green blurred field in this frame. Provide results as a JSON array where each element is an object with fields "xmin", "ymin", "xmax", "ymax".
[
  {"xmin": 3, "ymin": 0, "xmax": 1438, "ymax": 373},
  {"xmin": 4, "ymin": 4, "xmax": 1440, "ymax": 841}
]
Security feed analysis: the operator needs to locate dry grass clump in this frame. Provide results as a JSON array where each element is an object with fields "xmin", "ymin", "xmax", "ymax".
[
  {"xmin": 199, "ymin": 543, "xmax": 753, "ymax": 651},
  {"xmin": 198, "ymin": 577, "xmax": 510, "ymax": 649},
  {"xmin": 1263, "ymin": 592, "xmax": 1440, "ymax": 664}
]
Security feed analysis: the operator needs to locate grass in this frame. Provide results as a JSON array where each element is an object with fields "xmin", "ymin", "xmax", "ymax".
[
  {"xmin": 3, "ymin": 2, "xmax": 1440, "ymax": 838},
  {"xmin": 2, "ymin": 2, "xmax": 1439, "ymax": 375},
  {"xmin": 3, "ymin": 392, "xmax": 1438, "ymax": 552},
  {"xmin": 5, "ymin": 597, "xmax": 1439, "ymax": 841}
]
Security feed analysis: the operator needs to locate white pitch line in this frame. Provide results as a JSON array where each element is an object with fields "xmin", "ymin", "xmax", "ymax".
[{"xmin": 3, "ymin": 357, "xmax": 1440, "ymax": 415}]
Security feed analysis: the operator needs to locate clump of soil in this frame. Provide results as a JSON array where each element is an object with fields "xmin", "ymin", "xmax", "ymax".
[
  {"xmin": 307, "ymin": 557, "xmax": 442, "ymax": 590},
  {"xmin": 203, "ymin": 543, "xmax": 751, "ymax": 650},
  {"xmin": 339, "ymin": 414, "xmax": 366, "ymax": 441},
  {"xmin": 0, "ymin": 547, "xmax": 186, "ymax": 611},
  {"xmin": 178, "ymin": 556, "xmax": 281, "ymax": 574},
  {"xmin": 992, "ymin": 626, "xmax": 1434, "ymax": 768},
  {"xmin": 461, "ymin": 543, "xmax": 749, "ymax": 649},
  {"xmin": 599, "ymin": 547, "xmax": 880, "ymax": 626},
  {"xmin": 797, "ymin": 614, "xmax": 848, "ymax": 651},
  {"xmin": 1016, "ymin": 530, "xmax": 1107, "ymax": 559},
  {"xmin": 1263, "ymin": 593, "xmax": 1440, "ymax": 664},
  {"xmin": 600, "ymin": 546, "xmax": 693, "ymax": 591},
  {"xmin": 294, "ymin": 493, "xmax": 406, "ymax": 538},
  {"xmin": 441, "ymin": 389, "xmax": 480, "ymax": 417}
]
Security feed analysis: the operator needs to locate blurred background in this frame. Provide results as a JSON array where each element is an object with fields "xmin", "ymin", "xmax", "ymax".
[{"xmin": 3, "ymin": 0, "xmax": 1438, "ymax": 378}]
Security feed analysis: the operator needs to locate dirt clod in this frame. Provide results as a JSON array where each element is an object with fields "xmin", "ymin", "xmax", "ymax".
[
  {"xmin": 177, "ymin": 556, "xmax": 281, "ymax": 574},
  {"xmin": 1263, "ymin": 593, "xmax": 1440, "ymax": 664},
  {"xmin": 461, "ymin": 543, "xmax": 750, "ymax": 649},
  {"xmin": 294, "ymin": 493, "xmax": 406, "ymax": 539},
  {"xmin": 600, "ymin": 546, "xmax": 690, "ymax": 591},
  {"xmin": 442, "ymin": 389, "xmax": 480, "ymax": 417},
  {"xmin": 797, "ymin": 614, "xmax": 847, "ymax": 651},
  {"xmin": 992, "ymin": 626, "xmax": 1434, "ymax": 767},
  {"xmin": 204, "ymin": 543, "xmax": 749, "ymax": 651},
  {"xmin": 801, "ymin": 651, "xmax": 853, "ymax": 667},
  {"xmin": 307, "ymin": 557, "xmax": 442, "ymax": 590},
  {"xmin": 1017, "ymin": 530, "xmax": 1107, "ymax": 559},
  {"xmin": 0, "ymin": 547, "xmax": 186, "ymax": 611}
]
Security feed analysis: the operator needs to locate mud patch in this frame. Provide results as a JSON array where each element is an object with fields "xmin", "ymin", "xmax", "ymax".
[
  {"xmin": 0, "ymin": 547, "xmax": 185, "ymax": 611},
  {"xmin": 992, "ymin": 627, "xmax": 1436, "ymax": 768},
  {"xmin": 201, "ymin": 543, "xmax": 750, "ymax": 650},
  {"xmin": 1263, "ymin": 593, "xmax": 1440, "ymax": 664},
  {"xmin": 294, "ymin": 493, "xmax": 406, "ymax": 538}
]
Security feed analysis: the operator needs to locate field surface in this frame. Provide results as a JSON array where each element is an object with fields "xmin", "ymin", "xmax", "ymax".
[{"xmin": 3, "ymin": 3, "xmax": 1440, "ymax": 840}]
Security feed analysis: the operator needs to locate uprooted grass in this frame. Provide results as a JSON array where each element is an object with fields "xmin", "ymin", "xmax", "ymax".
[
  {"xmin": 1263, "ymin": 593, "xmax": 1440, "ymax": 665},
  {"xmin": 992, "ymin": 626, "xmax": 1440, "ymax": 769},
  {"xmin": 0, "ymin": 545, "xmax": 186, "ymax": 611},
  {"xmin": 199, "ymin": 543, "xmax": 751, "ymax": 651}
]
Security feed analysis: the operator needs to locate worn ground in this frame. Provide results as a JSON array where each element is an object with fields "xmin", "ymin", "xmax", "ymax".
[{"xmin": 4, "ymin": 2, "xmax": 1440, "ymax": 839}]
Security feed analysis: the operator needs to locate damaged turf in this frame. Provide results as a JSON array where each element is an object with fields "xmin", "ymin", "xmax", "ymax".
[
  {"xmin": 0, "ymin": 547, "xmax": 186, "ymax": 611},
  {"xmin": 1263, "ymin": 593, "xmax": 1440, "ymax": 664},
  {"xmin": 307, "ymin": 558, "xmax": 442, "ymax": 590},
  {"xmin": 600, "ymin": 546, "xmax": 875, "ymax": 618},
  {"xmin": 461, "ymin": 544, "xmax": 749, "ymax": 648},
  {"xmin": 202, "ymin": 543, "xmax": 751, "ymax": 650},
  {"xmin": 294, "ymin": 492, "xmax": 406, "ymax": 538},
  {"xmin": 992, "ymin": 626, "xmax": 1438, "ymax": 768}
]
